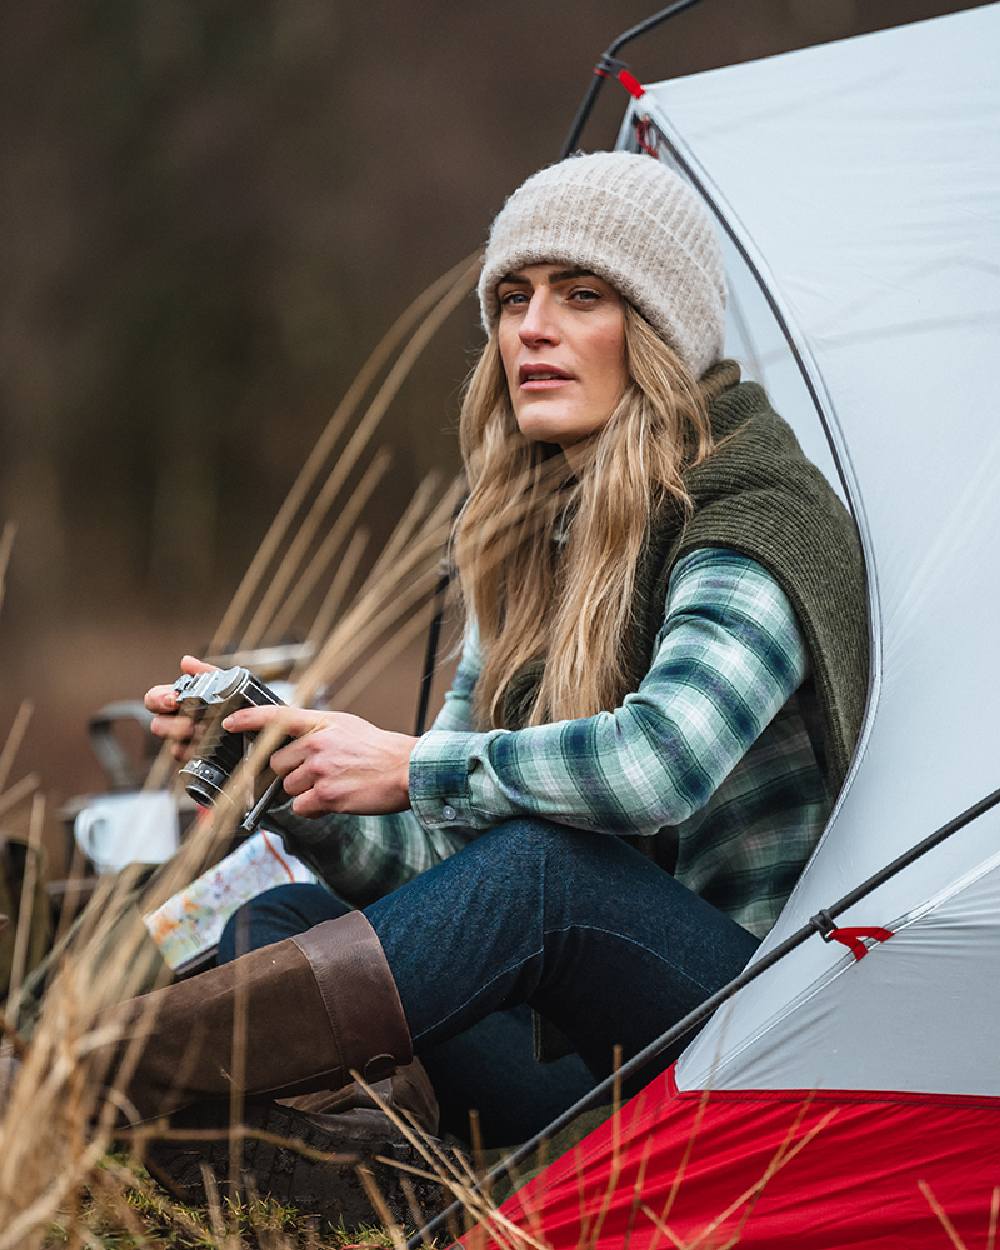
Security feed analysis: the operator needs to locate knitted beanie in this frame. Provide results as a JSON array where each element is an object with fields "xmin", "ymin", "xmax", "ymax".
[{"xmin": 478, "ymin": 151, "xmax": 726, "ymax": 380}]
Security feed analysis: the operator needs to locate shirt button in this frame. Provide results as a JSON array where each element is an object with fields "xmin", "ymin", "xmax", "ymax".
[{"xmin": 442, "ymin": 804, "xmax": 457, "ymax": 822}]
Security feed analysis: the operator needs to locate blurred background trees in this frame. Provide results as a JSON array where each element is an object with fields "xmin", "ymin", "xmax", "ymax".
[{"xmin": 0, "ymin": 0, "xmax": 984, "ymax": 861}]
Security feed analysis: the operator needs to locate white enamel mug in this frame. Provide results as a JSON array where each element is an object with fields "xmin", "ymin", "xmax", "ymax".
[{"xmin": 74, "ymin": 790, "xmax": 180, "ymax": 874}]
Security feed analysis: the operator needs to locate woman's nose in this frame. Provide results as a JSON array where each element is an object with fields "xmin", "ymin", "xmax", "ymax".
[{"xmin": 518, "ymin": 290, "xmax": 559, "ymax": 346}]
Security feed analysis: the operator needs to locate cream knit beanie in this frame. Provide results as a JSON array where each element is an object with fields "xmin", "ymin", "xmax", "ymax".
[{"xmin": 478, "ymin": 151, "xmax": 726, "ymax": 380}]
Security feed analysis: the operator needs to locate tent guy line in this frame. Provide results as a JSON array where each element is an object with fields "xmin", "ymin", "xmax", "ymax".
[{"xmin": 409, "ymin": 778, "xmax": 1000, "ymax": 1249}]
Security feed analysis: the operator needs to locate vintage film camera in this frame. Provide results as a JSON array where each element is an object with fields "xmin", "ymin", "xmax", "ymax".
[{"xmin": 172, "ymin": 666, "xmax": 288, "ymax": 834}]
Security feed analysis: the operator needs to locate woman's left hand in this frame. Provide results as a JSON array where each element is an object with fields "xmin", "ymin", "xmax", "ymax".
[{"xmin": 221, "ymin": 706, "xmax": 418, "ymax": 818}]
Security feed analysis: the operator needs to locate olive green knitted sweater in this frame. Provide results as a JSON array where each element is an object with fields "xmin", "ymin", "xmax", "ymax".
[{"xmin": 640, "ymin": 359, "xmax": 869, "ymax": 793}]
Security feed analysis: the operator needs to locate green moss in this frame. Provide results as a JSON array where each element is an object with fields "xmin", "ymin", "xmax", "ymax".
[{"xmin": 43, "ymin": 1154, "xmax": 425, "ymax": 1250}]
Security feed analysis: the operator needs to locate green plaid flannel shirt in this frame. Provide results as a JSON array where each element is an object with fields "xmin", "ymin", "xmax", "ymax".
[{"xmin": 271, "ymin": 547, "xmax": 830, "ymax": 937}]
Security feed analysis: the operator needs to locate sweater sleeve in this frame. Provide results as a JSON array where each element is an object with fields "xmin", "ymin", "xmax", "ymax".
[
  {"xmin": 263, "ymin": 623, "xmax": 483, "ymax": 904},
  {"xmin": 407, "ymin": 548, "xmax": 808, "ymax": 838}
]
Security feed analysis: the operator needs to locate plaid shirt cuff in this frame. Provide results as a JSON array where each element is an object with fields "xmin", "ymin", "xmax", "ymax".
[{"xmin": 409, "ymin": 729, "xmax": 498, "ymax": 831}]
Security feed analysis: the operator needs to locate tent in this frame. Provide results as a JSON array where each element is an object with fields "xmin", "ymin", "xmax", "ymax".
[{"xmin": 466, "ymin": 7, "xmax": 1000, "ymax": 1247}]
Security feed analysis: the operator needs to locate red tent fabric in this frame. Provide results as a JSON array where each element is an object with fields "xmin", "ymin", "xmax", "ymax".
[{"xmin": 467, "ymin": 1065, "xmax": 1000, "ymax": 1250}]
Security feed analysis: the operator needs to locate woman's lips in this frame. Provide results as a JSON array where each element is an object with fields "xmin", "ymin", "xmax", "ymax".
[
  {"xmin": 519, "ymin": 364, "xmax": 576, "ymax": 391},
  {"xmin": 521, "ymin": 377, "xmax": 575, "ymax": 391}
]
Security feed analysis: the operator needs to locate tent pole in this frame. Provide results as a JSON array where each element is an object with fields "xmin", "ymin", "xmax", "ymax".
[
  {"xmin": 409, "ymin": 780, "xmax": 1000, "ymax": 1248},
  {"xmin": 560, "ymin": 0, "xmax": 705, "ymax": 158},
  {"xmin": 414, "ymin": 560, "xmax": 453, "ymax": 735}
]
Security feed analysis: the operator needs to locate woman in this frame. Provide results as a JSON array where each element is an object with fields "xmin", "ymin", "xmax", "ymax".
[{"xmin": 130, "ymin": 152, "xmax": 868, "ymax": 1163}]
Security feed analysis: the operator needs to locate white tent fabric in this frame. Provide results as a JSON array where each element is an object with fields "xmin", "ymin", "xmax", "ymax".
[{"xmin": 616, "ymin": 4, "xmax": 1000, "ymax": 1095}]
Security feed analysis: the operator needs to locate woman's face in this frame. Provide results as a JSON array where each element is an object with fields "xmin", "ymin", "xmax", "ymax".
[{"xmin": 496, "ymin": 263, "xmax": 628, "ymax": 450}]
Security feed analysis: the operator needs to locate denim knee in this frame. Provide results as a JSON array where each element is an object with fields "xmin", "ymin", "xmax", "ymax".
[
  {"xmin": 443, "ymin": 819, "xmax": 621, "ymax": 914},
  {"xmin": 469, "ymin": 818, "xmax": 612, "ymax": 873},
  {"xmin": 366, "ymin": 819, "xmax": 596, "ymax": 958}
]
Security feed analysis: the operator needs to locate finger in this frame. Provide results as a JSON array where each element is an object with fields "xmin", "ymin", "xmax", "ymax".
[
  {"xmin": 223, "ymin": 706, "xmax": 322, "ymax": 737},
  {"xmin": 145, "ymin": 684, "xmax": 180, "ymax": 714},
  {"xmin": 149, "ymin": 714, "xmax": 197, "ymax": 741},
  {"xmin": 181, "ymin": 655, "xmax": 217, "ymax": 676},
  {"xmin": 281, "ymin": 763, "xmax": 315, "ymax": 798},
  {"xmin": 290, "ymin": 789, "xmax": 328, "ymax": 818},
  {"xmin": 146, "ymin": 657, "xmax": 216, "ymax": 713},
  {"xmin": 269, "ymin": 738, "xmax": 312, "ymax": 776}
]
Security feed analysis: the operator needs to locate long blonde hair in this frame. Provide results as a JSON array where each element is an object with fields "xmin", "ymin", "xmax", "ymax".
[{"xmin": 453, "ymin": 304, "xmax": 714, "ymax": 729}]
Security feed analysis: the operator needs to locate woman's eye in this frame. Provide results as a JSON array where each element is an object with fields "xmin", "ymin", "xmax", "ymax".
[
  {"xmin": 568, "ymin": 287, "xmax": 600, "ymax": 304},
  {"xmin": 499, "ymin": 290, "xmax": 528, "ymax": 309}
]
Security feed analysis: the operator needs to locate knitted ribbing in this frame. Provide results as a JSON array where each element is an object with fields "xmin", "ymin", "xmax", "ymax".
[{"xmin": 479, "ymin": 152, "xmax": 726, "ymax": 380}]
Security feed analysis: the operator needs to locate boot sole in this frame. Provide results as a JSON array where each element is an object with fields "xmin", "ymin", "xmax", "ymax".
[{"xmin": 142, "ymin": 1101, "xmax": 450, "ymax": 1231}]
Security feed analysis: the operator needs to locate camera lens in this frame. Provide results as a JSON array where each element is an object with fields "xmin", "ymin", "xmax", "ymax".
[{"xmin": 180, "ymin": 758, "xmax": 234, "ymax": 807}]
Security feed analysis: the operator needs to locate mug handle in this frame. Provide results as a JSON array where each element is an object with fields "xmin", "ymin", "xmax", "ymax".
[{"xmin": 74, "ymin": 808, "xmax": 107, "ymax": 862}]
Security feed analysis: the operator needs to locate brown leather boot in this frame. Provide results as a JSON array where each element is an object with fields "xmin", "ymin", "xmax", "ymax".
[
  {"xmin": 97, "ymin": 912, "xmax": 447, "ymax": 1228},
  {"xmin": 282, "ymin": 1058, "xmax": 440, "ymax": 1137},
  {"xmin": 95, "ymin": 911, "xmax": 412, "ymax": 1123},
  {"xmin": 145, "ymin": 1096, "xmax": 448, "ymax": 1231}
]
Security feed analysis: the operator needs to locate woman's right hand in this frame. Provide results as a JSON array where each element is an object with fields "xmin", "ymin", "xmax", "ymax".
[{"xmin": 145, "ymin": 654, "xmax": 217, "ymax": 762}]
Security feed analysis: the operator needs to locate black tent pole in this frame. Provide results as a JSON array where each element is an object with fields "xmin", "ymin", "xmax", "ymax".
[
  {"xmin": 414, "ymin": 562, "xmax": 452, "ymax": 736},
  {"xmin": 408, "ymin": 781, "xmax": 1000, "ymax": 1248},
  {"xmin": 560, "ymin": 0, "xmax": 704, "ymax": 158}
]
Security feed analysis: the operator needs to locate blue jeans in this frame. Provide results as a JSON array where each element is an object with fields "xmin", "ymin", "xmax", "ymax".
[{"xmin": 220, "ymin": 820, "xmax": 758, "ymax": 1140}]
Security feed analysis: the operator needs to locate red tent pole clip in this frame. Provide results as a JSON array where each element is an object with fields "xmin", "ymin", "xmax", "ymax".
[
  {"xmin": 594, "ymin": 54, "xmax": 646, "ymax": 101},
  {"xmin": 810, "ymin": 909, "xmax": 893, "ymax": 961}
]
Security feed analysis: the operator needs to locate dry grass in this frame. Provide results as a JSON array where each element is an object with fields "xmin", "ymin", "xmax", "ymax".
[
  {"xmin": 0, "ymin": 249, "xmax": 585, "ymax": 1249},
  {"xmin": 0, "ymin": 259, "xmax": 481, "ymax": 1249}
]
